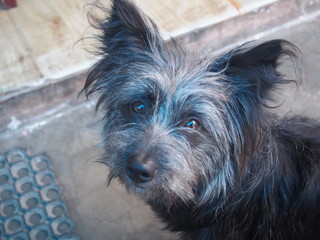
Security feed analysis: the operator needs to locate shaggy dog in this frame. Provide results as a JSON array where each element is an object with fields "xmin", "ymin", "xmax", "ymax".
[{"xmin": 83, "ymin": 0, "xmax": 320, "ymax": 239}]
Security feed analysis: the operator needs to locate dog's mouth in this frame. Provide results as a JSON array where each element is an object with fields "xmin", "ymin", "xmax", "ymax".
[
  {"xmin": 130, "ymin": 183, "xmax": 147, "ymax": 193},
  {"xmin": 123, "ymin": 174, "xmax": 151, "ymax": 191},
  {"xmin": 110, "ymin": 172, "xmax": 152, "ymax": 193}
]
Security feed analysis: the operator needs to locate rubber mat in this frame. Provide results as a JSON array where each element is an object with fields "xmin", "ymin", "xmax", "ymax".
[{"xmin": 0, "ymin": 148, "xmax": 78, "ymax": 240}]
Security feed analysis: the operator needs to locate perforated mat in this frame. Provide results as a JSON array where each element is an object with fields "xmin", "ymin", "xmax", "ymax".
[{"xmin": 0, "ymin": 148, "xmax": 78, "ymax": 240}]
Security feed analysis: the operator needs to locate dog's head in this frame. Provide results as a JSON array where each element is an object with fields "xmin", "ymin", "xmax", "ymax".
[{"xmin": 83, "ymin": 0, "xmax": 300, "ymax": 206}]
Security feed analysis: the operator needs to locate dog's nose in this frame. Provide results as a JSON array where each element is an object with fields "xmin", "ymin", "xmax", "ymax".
[{"xmin": 126, "ymin": 156, "xmax": 157, "ymax": 183}]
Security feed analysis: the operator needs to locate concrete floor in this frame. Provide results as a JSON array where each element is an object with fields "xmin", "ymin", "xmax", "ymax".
[
  {"xmin": 1, "ymin": 12, "xmax": 320, "ymax": 240},
  {"xmin": 1, "ymin": 104, "xmax": 177, "ymax": 240}
]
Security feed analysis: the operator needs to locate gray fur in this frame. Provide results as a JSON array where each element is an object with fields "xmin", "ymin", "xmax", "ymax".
[{"xmin": 83, "ymin": 1, "xmax": 320, "ymax": 239}]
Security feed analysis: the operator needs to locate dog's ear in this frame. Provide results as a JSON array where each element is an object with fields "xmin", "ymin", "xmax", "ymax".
[
  {"xmin": 83, "ymin": 0, "xmax": 164, "ymax": 107},
  {"xmin": 212, "ymin": 40, "xmax": 301, "ymax": 153},
  {"xmin": 213, "ymin": 39, "xmax": 301, "ymax": 104},
  {"xmin": 92, "ymin": 0, "xmax": 163, "ymax": 57}
]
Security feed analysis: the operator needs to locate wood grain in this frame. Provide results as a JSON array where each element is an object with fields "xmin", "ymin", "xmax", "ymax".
[{"xmin": 0, "ymin": 0, "xmax": 277, "ymax": 93}]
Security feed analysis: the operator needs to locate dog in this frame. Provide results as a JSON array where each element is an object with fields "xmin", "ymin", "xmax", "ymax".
[{"xmin": 82, "ymin": 0, "xmax": 320, "ymax": 239}]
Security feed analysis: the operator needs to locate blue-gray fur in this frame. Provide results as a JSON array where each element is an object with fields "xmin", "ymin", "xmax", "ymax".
[{"xmin": 83, "ymin": 0, "xmax": 320, "ymax": 239}]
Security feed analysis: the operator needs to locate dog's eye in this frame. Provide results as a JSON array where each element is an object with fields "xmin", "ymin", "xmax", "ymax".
[
  {"xmin": 132, "ymin": 101, "xmax": 146, "ymax": 113},
  {"xmin": 184, "ymin": 119, "xmax": 200, "ymax": 130}
]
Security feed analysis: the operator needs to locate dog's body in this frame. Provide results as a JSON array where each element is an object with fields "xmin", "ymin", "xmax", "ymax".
[{"xmin": 83, "ymin": 0, "xmax": 320, "ymax": 239}]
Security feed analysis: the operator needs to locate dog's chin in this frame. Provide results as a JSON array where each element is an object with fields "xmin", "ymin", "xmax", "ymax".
[{"xmin": 112, "ymin": 173, "xmax": 195, "ymax": 207}]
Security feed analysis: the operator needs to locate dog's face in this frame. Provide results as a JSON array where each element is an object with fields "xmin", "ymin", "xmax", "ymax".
[{"xmin": 84, "ymin": 0, "xmax": 299, "ymax": 206}]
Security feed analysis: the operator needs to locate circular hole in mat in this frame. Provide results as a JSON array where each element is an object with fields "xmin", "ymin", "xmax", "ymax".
[
  {"xmin": 8, "ymin": 218, "xmax": 21, "ymax": 231},
  {"xmin": 21, "ymin": 182, "xmax": 33, "ymax": 193},
  {"xmin": 57, "ymin": 221, "xmax": 71, "ymax": 234},
  {"xmin": 47, "ymin": 189, "xmax": 59, "ymax": 200},
  {"xmin": 3, "ymin": 204, "xmax": 15, "ymax": 217},
  {"xmin": 1, "ymin": 189, "xmax": 12, "ymax": 200},
  {"xmin": 11, "ymin": 153, "xmax": 23, "ymax": 162},
  {"xmin": 29, "ymin": 213, "xmax": 41, "ymax": 225},
  {"xmin": 18, "ymin": 168, "xmax": 29, "ymax": 178},
  {"xmin": 10, "ymin": 232, "xmax": 29, "ymax": 240},
  {"xmin": 37, "ymin": 160, "xmax": 47, "ymax": 170},
  {"xmin": 15, "ymin": 237, "xmax": 25, "ymax": 240},
  {"xmin": 52, "ymin": 205, "xmax": 64, "ymax": 217},
  {"xmin": 41, "ymin": 174, "xmax": 53, "ymax": 185},
  {"xmin": 35, "ymin": 230, "xmax": 49, "ymax": 240},
  {"xmin": 26, "ymin": 197, "xmax": 38, "ymax": 209},
  {"xmin": 0, "ymin": 174, "xmax": 9, "ymax": 184}
]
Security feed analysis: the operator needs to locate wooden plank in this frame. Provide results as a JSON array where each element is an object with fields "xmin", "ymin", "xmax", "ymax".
[
  {"xmin": 135, "ymin": 0, "xmax": 238, "ymax": 37},
  {"xmin": 7, "ymin": 0, "xmax": 90, "ymax": 80},
  {"xmin": 0, "ymin": 0, "xmax": 278, "ymax": 94},
  {"xmin": 0, "ymin": 12, "xmax": 41, "ymax": 92},
  {"xmin": 229, "ymin": 0, "xmax": 278, "ymax": 14}
]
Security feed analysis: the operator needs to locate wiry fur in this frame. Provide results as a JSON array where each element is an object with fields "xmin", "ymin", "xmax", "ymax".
[{"xmin": 83, "ymin": 0, "xmax": 320, "ymax": 239}]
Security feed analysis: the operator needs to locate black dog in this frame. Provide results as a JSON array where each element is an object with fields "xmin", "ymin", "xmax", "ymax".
[{"xmin": 83, "ymin": 0, "xmax": 320, "ymax": 239}]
